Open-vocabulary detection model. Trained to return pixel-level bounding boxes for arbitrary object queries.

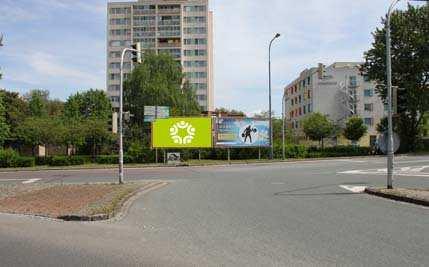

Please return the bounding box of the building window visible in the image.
[109,85,120,91]
[184,27,206,34]
[184,16,206,23]
[303,106,306,114]
[308,104,312,113]
[184,6,206,12]
[299,95,302,103]
[364,117,374,126]
[109,7,131,15]
[185,72,207,79]
[190,83,207,90]
[364,89,374,97]
[184,49,207,56]
[184,60,207,67]
[364,103,373,112]
[196,95,207,101]
[184,38,207,45]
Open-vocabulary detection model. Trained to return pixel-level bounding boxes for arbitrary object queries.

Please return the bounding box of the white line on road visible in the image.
[22,178,41,184]
[339,185,367,193]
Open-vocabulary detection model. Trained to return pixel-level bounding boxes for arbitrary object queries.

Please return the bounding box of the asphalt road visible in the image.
[0,155,428,266]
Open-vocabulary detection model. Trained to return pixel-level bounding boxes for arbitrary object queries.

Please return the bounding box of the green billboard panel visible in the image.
[152,118,212,148]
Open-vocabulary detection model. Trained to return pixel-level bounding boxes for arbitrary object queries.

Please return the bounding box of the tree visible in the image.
[64,89,112,120]
[0,92,10,146]
[301,113,334,148]
[26,90,49,117]
[215,107,245,117]
[343,116,368,144]
[0,90,29,140]
[124,52,200,144]
[82,118,115,158]
[362,4,429,151]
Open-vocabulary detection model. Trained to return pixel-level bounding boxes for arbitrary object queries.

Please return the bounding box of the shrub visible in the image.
[49,156,71,166]
[35,156,52,166]
[0,149,35,168]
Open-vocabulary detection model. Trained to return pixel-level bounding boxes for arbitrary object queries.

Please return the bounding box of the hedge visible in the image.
[0,149,35,168]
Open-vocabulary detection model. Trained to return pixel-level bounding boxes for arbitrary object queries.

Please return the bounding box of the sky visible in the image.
[0,0,419,116]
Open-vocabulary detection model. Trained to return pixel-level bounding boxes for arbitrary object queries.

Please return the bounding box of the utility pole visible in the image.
[119,43,142,184]
[268,33,281,160]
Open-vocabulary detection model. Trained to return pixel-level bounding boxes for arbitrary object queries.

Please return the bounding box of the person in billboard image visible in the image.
[241,124,258,144]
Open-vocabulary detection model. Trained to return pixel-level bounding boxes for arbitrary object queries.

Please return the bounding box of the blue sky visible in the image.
[0,0,418,116]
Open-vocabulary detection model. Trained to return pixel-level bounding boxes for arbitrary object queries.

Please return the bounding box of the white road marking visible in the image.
[339,185,366,193]
[22,178,41,184]
[271,182,285,185]
[338,165,429,177]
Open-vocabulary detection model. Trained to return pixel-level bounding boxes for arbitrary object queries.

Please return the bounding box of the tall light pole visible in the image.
[269,33,280,160]
[385,0,426,189]
[119,43,141,184]
[282,91,287,160]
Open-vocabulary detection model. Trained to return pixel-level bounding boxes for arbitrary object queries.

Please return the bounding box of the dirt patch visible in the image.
[365,187,429,207]
[0,182,154,219]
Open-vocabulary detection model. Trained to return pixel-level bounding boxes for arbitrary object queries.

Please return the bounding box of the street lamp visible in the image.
[269,33,281,160]
[0,33,4,46]
[118,43,142,184]
[385,0,426,189]
[282,91,287,160]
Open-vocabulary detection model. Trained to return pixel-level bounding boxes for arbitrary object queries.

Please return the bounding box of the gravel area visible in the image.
[0,182,147,219]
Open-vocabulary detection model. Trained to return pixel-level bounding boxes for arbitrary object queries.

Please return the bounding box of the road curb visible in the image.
[57,181,169,222]
[365,188,429,207]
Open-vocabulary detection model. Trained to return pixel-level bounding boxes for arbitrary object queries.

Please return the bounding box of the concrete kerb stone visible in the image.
[58,181,169,222]
[365,187,429,207]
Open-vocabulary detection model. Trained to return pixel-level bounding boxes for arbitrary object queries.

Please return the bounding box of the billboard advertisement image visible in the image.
[215,118,270,147]
[152,118,212,148]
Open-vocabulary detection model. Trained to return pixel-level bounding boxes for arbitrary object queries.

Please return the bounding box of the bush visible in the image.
[0,149,35,168]
[48,156,87,166]
[35,156,52,166]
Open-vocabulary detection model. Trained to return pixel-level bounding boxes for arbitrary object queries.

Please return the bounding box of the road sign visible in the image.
[144,106,170,122]
[378,132,400,154]
[152,117,212,148]
[215,118,270,147]
[167,153,181,165]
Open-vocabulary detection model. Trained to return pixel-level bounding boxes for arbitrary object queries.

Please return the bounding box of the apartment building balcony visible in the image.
[157,31,181,38]
[158,8,181,15]
[133,10,156,15]
[158,42,181,48]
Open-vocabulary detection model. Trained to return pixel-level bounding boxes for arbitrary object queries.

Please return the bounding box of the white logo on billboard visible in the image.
[170,121,196,145]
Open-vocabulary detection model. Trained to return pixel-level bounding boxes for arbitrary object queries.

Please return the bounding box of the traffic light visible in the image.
[131,42,142,64]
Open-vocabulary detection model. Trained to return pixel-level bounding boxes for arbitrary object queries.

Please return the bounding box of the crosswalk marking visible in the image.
[339,165,429,177]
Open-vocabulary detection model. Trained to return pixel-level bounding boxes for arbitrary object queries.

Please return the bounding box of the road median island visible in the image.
[0,181,167,221]
[365,187,429,207]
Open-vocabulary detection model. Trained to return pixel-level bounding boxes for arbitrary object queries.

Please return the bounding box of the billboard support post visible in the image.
[258,147,261,160]
[227,148,231,164]
[198,150,201,161]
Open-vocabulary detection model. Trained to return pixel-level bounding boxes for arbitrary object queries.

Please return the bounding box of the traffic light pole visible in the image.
[119,46,140,184]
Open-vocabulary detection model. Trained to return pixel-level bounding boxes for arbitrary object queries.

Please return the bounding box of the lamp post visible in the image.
[268,33,280,160]
[385,0,426,189]
[282,91,287,160]
[119,45,141,184]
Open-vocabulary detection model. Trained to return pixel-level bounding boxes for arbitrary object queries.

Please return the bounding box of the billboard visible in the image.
[215,118,270,147]
[152,118,212,148]
[144,106,170,122]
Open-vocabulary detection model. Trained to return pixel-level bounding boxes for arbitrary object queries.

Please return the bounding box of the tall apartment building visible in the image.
[107,0,214,111]
[283,62,386,146]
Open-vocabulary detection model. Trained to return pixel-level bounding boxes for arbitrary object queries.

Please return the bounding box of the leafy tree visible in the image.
[124,52,200,144]
[62,119,86,155]
[301,112,334,148]
[47,99,65,117]
[0,90,29,140]
[343,116,368,144]
[25,90,49,117]
[16,117,63,156]
[64,89,112,120]
[82,118,115,158]
[0,92,10,146]
[362,4,429,151]
[215,107,246,117]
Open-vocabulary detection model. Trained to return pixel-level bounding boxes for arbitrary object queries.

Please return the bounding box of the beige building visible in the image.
[283,62,386,146]
[107,0,214,111]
